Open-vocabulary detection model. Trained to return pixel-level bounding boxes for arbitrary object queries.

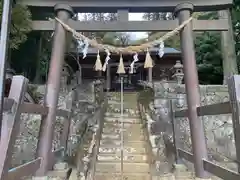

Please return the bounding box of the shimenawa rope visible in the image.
[50,17,193,73]
[53,17,193,54]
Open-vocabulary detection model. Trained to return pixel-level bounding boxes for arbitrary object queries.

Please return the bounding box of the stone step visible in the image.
[102,126,144,134]
[95,162,150,173]
[98,146,146,154]
[174,171,194,179]
[100,139,145,148]
[105,117,140,123]
[95,172,151,180]
[103,122,143,129]
[101,133,145,141]
[97,153,148,163]
[152,174,175,180]
[105,112,139,118]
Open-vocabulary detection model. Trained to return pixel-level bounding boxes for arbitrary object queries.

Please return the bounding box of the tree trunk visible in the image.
[218,9,238,84]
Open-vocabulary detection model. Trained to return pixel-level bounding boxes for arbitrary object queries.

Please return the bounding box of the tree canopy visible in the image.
[2,3,32,50]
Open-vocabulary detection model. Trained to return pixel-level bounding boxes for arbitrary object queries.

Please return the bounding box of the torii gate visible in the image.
[0,0,234,179]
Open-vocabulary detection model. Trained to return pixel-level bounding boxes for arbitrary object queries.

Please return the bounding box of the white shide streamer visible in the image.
[82,39,89,59]
[129,53,139,74]
[105,49,111,65]
[158,41,165,58]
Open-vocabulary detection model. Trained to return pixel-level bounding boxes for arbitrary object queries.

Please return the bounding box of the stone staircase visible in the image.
[92,92,222,180]
[94,92,151,180]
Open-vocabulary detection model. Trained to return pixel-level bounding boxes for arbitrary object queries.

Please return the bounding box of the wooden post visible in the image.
[218,10,238,84]
[0,76,28,180]
[148,68,152,83]
[36,4,74,176]
[227,75,240,172]
[106,65,111,91]
[174,3,209,178]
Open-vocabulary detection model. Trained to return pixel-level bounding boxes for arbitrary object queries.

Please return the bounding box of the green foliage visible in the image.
[143,12,225,84]
[0,3,32,49]
[195,32,223,84]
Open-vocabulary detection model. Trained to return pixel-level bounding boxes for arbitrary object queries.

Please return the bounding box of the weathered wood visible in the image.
[36,5,74,175]
[174,102,231,118]
[227,75,240,172]
[3,99,72,117]
[117,9,128,21]
[219,10,238,84]
[178,149,240,179]
[20,0,232,12]
[20,103,48,115]
[177,148,194,162]
[3,98,14,111]
[8,158,41,180]
[21,102,70,117]
[0,76,29,180]
[203,159,240,180]
[31,19,229,32]
[197,101,231,116]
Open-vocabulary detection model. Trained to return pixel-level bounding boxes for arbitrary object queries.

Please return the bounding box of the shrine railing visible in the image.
[0,75,106,180]
[171,75,240,180]
[137,76,240,180]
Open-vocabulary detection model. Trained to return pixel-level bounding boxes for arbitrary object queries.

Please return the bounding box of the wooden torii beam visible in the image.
[31,19,229,31]
[19,0,232,12]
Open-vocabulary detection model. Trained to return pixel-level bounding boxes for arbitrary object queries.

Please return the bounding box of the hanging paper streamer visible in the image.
[129,53,139,74]
[158,41,165,58]
[94,50,103,71]
[117,54,125,74]
[76,40,84,52]
[144,49,153,68]
[102,49,111,72]
[82,39,89,59]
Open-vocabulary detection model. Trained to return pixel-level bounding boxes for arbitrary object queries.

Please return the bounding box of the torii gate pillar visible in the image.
[36,4,74,176]
[174,3,209,179]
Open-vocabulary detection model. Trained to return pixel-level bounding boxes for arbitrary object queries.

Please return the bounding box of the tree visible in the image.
[142,12,180,49]
[195,32,223,84]
[4,3,32,50]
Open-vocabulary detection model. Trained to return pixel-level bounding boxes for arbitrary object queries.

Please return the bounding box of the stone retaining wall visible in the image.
[140,81,237,171]
[11,81,103,173]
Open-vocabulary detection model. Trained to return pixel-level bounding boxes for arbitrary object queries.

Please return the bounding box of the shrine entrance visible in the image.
[110,66,148,91]
[0,0,235,179]
[30,1,231,178]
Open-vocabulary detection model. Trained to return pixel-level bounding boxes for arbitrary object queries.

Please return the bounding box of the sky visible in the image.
[78,13,148,40]
[128,13,148,40]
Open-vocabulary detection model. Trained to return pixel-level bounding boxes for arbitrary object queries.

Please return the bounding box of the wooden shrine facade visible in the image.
[66,47,181,90]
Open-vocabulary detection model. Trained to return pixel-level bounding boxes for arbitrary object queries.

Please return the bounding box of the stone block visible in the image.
[32,177,49,180]
[53,162,68,170]
[152,174,175,180]
[32,176,62,180]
